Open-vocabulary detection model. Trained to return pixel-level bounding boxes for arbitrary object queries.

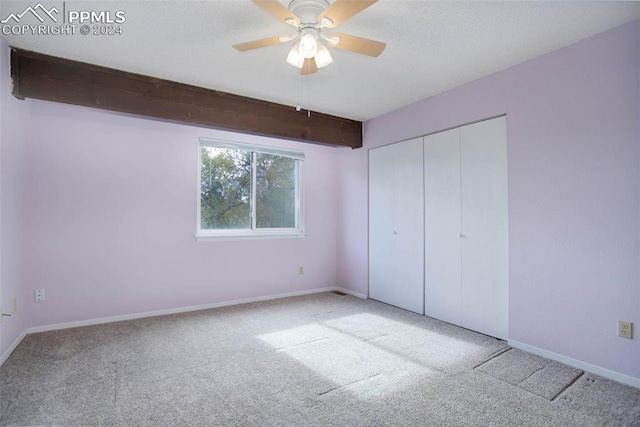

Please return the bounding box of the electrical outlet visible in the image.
[13,298,17,314]
[298,265,304,275]
[34,289,45,302]
[618,320,633,339]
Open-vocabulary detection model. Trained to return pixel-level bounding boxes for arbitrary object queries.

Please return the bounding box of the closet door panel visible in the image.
[423,129,462,325]
[369,138,424,314]
[369,143,397,307]
[392,138,425,314]
[460,117,509,340]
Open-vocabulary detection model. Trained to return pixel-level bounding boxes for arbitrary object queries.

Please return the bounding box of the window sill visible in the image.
[195,230,305,242]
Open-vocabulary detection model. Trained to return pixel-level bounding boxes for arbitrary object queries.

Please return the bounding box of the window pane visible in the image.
[256,153,296,229]
[200,147,251,229]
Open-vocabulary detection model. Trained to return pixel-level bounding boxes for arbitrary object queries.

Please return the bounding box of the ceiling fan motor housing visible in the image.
[288,0,330,25]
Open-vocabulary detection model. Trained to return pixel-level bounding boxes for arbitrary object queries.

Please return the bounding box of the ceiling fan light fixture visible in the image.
[286,45,302,68]
[286,44,303,68]
[314,44,333,68]
[299,33,318,59]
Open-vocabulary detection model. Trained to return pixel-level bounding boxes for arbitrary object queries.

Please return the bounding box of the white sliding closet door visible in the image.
[423,116,508,340]
[369,138,424,314]
[424,128,462,325]
[460,117,509,340]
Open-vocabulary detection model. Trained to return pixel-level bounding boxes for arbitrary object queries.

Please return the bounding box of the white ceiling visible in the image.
[2,1,640,121]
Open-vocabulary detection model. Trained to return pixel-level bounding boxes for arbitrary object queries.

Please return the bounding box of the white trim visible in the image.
[2,287,364,367]
[27,287,357,334]
[7,291,637,391]
[199,138,305,161]
[509,339,640,389]
[0,329,28,366]
[195,230,305,241]
[0,286,352,367]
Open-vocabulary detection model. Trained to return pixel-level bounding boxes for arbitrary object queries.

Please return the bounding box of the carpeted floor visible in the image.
[1,292,638,426]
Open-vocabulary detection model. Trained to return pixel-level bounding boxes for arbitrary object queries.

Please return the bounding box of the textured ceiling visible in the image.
[2,1,640,121]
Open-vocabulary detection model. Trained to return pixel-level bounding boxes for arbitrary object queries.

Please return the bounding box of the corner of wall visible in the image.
[0,37,30,359]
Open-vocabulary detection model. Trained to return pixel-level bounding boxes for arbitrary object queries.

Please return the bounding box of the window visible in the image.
[197,139,304,240]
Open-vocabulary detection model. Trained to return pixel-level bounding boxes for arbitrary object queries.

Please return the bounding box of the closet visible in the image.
[369,116,508,339]
[369,137,424,314]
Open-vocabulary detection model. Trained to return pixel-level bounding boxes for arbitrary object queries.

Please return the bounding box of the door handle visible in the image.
[458,233,466,238]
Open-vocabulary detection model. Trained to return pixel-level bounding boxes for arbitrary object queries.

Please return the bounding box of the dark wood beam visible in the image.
[10,48,362,148]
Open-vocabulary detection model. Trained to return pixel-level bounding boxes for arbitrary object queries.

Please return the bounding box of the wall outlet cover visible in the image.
[618,320,633,339]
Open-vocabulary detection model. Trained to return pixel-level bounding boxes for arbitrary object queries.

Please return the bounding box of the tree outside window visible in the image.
[198,140,303,239]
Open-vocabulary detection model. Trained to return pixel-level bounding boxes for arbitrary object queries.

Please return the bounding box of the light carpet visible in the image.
[475,348,584,400]
[1,292,638,426]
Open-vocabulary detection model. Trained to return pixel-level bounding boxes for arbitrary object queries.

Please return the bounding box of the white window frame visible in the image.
[196,138,305,241]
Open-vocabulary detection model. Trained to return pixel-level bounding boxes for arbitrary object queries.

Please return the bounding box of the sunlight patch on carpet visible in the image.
[258,323,436,399]
[323,313,501,372]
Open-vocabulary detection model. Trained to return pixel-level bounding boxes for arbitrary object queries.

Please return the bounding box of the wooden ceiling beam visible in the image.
[10,48,362,148]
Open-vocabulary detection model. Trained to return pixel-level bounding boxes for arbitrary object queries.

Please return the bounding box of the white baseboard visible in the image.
[28,287,362,334]
[0,329,28,367]
[3,291,637,390]
[3,287,364,367]
[509,339,639,389]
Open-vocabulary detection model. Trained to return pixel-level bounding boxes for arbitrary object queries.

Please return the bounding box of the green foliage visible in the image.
[200,147,251,229]
[200,147,297,230]
[256,153,296,228]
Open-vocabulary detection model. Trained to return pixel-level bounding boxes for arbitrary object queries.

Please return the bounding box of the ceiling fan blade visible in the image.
[253,0,300,27]
[328,33,386,57]
[301,57,318,75]
[318,0,377,28]
[233,36,288,52]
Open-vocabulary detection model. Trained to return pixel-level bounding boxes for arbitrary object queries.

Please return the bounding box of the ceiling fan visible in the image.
[233,0,386,75]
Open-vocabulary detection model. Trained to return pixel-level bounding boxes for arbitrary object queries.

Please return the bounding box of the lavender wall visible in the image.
[2,19,638,383]
[337,20,640,379]
[23,100,339,328]
[0,39,29,357]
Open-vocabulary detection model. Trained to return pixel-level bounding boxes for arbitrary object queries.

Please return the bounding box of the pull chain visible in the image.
[307,70,311,118]
[306,60,311,118]
[296,59,301,111]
